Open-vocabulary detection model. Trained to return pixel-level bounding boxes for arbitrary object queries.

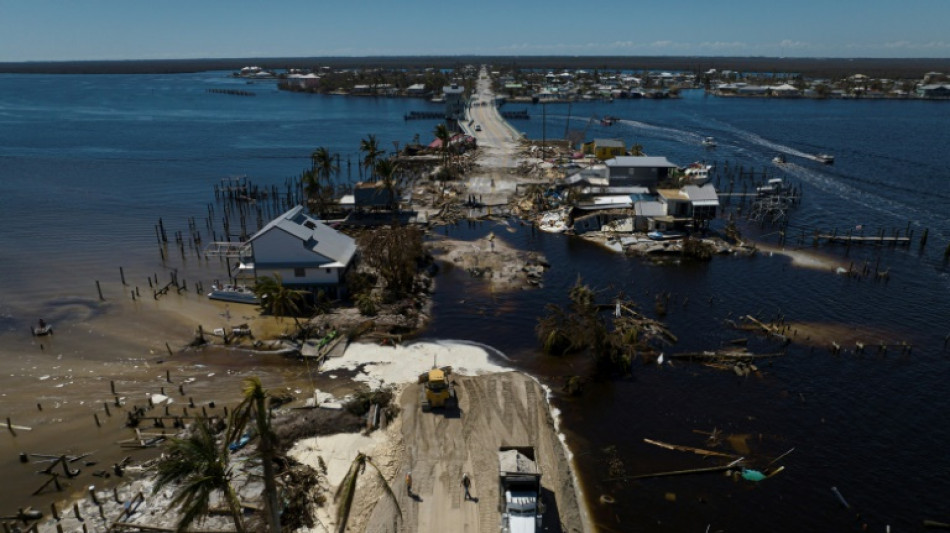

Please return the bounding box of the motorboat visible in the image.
[756,177,790,196]
[772,154,787,164]
[208,283,259,305]
[648,230,687,241]
[701,136,717,148]
[816,153,835,165]
[683,162,713,185]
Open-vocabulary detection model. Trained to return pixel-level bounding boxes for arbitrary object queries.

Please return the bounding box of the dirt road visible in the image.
[363,371,586,533]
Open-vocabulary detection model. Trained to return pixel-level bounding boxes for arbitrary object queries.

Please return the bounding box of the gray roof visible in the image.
[594,138,625,148]
[684,184,720,206]
[606,156,678,169]
[249,206,357,267]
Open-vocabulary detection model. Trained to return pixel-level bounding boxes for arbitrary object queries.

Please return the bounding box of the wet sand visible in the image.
[0,288,311,521]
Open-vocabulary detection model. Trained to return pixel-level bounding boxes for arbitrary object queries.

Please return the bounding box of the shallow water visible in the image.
[1,72,949,529]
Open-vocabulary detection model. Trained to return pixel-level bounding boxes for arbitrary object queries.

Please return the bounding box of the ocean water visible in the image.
[1,71,949,530]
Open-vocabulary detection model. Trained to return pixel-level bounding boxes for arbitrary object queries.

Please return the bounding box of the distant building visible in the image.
[406,83,429,97]
[917,84,950,98]
[605,156,678,188]
[443,83,466,123]
[656,184,720,227]
[353,181,399,210]
[239,206,357,298]
[585,139,626,161]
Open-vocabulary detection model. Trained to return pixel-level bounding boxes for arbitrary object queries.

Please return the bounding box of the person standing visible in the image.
[406,471,413,496]
[461,472,472,501]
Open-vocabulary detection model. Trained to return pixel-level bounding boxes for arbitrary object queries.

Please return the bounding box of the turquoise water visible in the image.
[2,71,950,530]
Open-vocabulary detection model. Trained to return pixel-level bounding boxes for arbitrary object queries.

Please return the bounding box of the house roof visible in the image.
[248,206,356,268]
[607,156,678,169]
[684,184,719,203]
[594,138,625,148]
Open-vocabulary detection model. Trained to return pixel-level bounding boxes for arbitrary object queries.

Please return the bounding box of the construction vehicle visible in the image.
[418,363,458,412]
[498,446,543,533]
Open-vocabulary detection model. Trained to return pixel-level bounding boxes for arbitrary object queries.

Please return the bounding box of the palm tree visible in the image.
[312,146,338,184]
[433,123,452,172]
[334,452,401,533]
[302,147,339,217]
[374,158,401,212]
[153,418,247,533]
[228,377,281,533]
[252,273,307,327]
[359,135,383,181]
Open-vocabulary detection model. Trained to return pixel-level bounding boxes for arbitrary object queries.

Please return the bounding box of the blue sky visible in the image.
[2,0,948,61]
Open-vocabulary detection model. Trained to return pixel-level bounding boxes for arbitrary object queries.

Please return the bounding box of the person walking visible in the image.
[461,472,472,501]
[406,471,413,496]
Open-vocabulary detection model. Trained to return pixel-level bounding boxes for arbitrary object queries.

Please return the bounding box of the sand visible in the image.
[288,340,590,533]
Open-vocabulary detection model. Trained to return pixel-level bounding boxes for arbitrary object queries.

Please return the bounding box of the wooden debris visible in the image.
[643,438,739,459]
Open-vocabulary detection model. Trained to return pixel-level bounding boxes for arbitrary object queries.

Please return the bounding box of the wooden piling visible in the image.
[96,281,104,301]
[88,486,100,505]
[94,413,101,427]
[166,370,171,383]
[120,267,126,286]
[104,402,111,416]
[50,503,59,521]
[72,503,83,521]
[110,381,116,395]
[6,417,16,437]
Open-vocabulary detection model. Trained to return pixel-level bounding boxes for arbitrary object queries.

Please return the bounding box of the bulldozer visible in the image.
[418,364,458,412]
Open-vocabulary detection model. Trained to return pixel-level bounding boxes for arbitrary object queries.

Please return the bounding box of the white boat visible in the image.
[772,154,787,164]
[701,136,717,148]
[537,208,569,233]
[816,153,835,165]
[648,230,687,241]
[683,162,713,185]
[756,177,789,196]
[208,283,259,305]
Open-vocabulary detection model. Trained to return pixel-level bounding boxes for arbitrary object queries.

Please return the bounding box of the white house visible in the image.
[239,206,357,297]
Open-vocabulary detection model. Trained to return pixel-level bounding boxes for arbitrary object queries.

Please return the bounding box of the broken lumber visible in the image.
[643,438,738,459]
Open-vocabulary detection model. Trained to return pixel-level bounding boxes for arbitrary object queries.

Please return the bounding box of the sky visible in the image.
[1,0,949,61]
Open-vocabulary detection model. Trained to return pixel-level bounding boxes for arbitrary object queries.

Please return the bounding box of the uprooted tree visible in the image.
[356,225,431,299]
[535,276,677,375]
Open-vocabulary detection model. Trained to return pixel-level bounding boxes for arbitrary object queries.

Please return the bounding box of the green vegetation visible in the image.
[536,277,676,375]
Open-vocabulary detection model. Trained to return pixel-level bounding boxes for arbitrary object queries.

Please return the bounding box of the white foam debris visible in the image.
[321,340,510,389]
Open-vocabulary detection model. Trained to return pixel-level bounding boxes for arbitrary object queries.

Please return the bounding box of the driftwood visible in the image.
[668,350,784,361]
[643,438,739,459]
[613,459,744,481]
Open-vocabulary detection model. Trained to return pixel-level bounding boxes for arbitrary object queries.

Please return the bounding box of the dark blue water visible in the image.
[2,72,949,530]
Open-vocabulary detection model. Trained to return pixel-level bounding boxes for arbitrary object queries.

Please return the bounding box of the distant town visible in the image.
[258,63,950,100]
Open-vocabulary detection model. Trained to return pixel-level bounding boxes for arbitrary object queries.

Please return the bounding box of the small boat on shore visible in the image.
[648,230,687,241]
[31,320,53,336]
[701,136,717,148]
[816,153,835,165]
[683,162,713,185]
[208,283,259,305]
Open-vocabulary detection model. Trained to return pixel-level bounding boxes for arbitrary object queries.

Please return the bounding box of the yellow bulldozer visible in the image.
[418,365,458,412]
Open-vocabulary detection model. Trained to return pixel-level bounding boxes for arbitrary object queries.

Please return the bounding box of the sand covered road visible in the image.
[289,341,588,533]
[362,372,586,533]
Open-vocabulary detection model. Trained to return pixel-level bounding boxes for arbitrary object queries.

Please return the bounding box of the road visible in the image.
[362,372,586,533]
[461,67,525,205]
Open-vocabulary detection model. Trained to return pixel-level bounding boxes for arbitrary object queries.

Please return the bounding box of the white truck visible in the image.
[499,446,543,533]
